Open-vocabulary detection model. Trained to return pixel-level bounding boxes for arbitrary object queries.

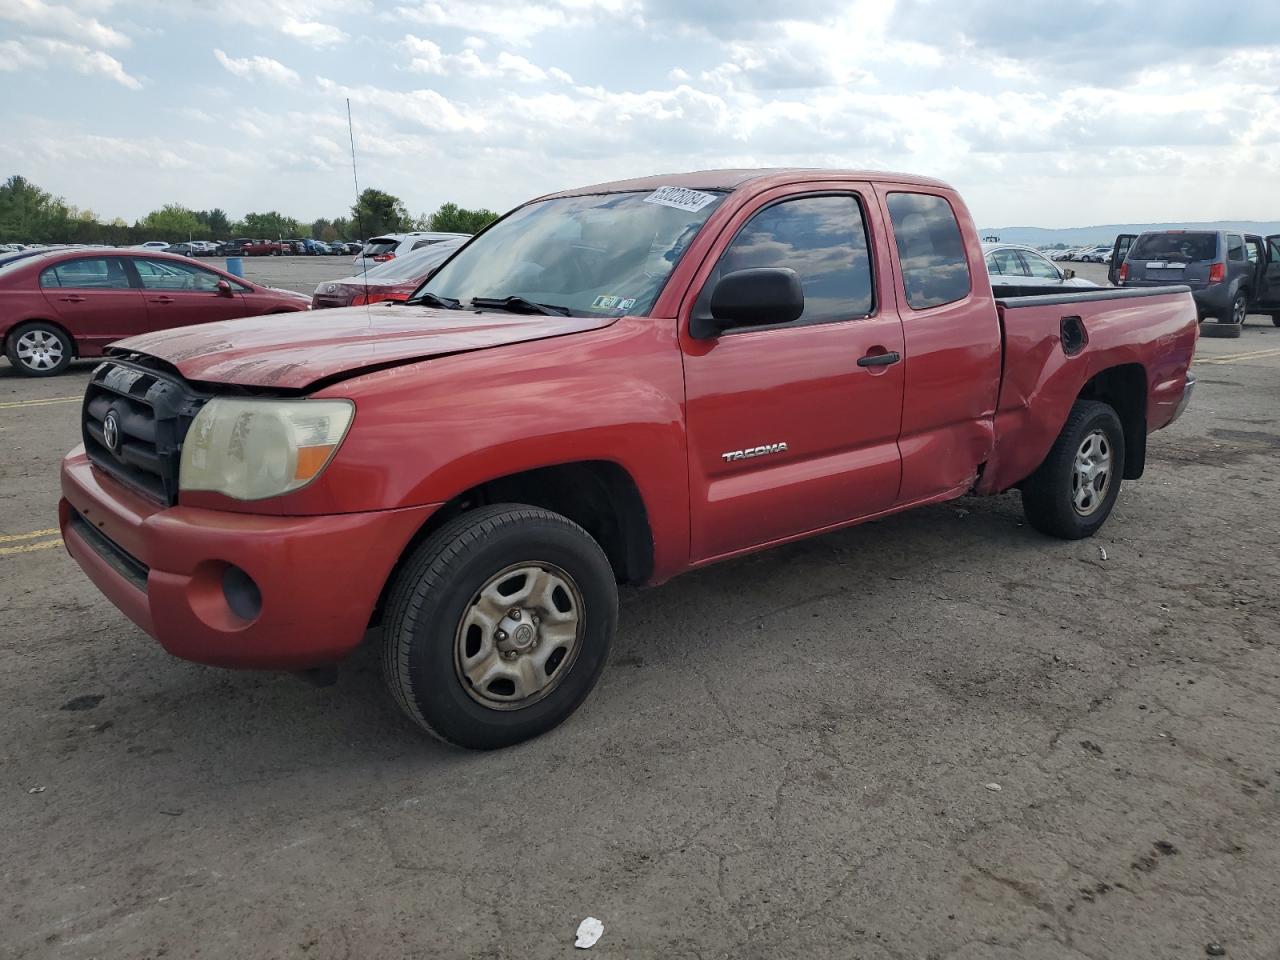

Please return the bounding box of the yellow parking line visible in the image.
[0,528,60,543]
[0,396,81,410]
[0,538,62,557]
[1196,347,1280,366]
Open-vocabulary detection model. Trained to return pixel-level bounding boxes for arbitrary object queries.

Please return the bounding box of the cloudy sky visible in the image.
[2,0,1278,228]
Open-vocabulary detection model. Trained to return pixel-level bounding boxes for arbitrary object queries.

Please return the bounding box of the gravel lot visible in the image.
[2,260,1279,960]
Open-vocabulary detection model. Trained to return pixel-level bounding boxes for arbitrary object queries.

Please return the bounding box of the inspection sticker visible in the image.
[643,186,718,213]
[592,295,621,309]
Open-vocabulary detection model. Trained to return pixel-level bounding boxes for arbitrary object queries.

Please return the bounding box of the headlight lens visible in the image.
[179,398,355,500]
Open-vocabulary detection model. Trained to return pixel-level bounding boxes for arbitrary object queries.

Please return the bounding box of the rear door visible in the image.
[1108,234,1136,285]
[131,257,247,330]
[680,186,906,562]
[37,255,149,352]
[1260,236,1280,308]
[1020,249,1068,286]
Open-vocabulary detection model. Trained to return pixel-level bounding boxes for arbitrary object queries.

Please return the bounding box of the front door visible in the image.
[131,257,247,330]
[37,255,149,354]
[1256,236,1280,309]
[680,188,906,562]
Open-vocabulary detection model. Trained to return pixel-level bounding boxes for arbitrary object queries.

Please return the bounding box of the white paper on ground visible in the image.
[574,917,604,949]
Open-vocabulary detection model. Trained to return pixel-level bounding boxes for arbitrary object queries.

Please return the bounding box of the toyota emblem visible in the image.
[102,411,120,452]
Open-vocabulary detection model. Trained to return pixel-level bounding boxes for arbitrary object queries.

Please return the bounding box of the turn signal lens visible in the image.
[1118,263,1129,283]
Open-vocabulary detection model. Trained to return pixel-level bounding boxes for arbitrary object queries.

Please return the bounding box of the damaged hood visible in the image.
[113,304,618,390]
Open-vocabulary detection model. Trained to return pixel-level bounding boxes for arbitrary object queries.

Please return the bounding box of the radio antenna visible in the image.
[347,98,370,305]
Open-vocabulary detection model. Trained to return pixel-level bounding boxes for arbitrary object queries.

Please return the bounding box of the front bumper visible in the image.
[60,449,439,670]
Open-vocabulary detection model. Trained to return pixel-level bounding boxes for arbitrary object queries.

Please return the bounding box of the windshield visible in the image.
[1130,232,1217,262]
[363,238,398,256]
[418,189,726,316]
[361,240,465,281]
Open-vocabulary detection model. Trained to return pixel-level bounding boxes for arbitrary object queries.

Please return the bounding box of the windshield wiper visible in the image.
[471,295,569,317]
[404,291,462,309]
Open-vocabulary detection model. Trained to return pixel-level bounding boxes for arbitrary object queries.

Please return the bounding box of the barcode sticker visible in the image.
[643,186,718,213]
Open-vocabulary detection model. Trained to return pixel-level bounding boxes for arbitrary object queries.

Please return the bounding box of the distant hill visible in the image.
[978,221,1280,248]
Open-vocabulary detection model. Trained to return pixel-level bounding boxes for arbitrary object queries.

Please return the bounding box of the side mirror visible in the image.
[1063,268,1075,280]
[702,267,804,336]
[216,278,234,297]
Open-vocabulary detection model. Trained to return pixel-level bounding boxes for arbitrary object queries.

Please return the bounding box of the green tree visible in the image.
[350,188,409,238]
[0,175,67,242]
[137,204,208,242]
[236,211,300,239]
[195,208,231,237]
[425,202,499,235]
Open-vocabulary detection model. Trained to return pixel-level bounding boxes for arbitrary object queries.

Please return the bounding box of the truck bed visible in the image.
[977,284,1198,495]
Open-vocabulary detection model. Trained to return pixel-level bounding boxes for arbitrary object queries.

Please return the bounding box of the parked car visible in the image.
[343,241,363,255]
[354,231,470,268]
[57,168,1197,749]
[133,241,170,252]
[312,237,467,308]
[220,238,255,256]
[242,239,285,257]
[0,249,310,376]
[166,242,199,257]
[1111,229,1280,337]
[982,242,1097,293]
[1078,245,1112,263]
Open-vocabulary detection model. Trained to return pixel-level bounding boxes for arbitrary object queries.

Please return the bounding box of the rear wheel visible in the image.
[381,504,618,749]
[1224,290,1248,327]
[6,322,73,377]
[1021,400,1125,540]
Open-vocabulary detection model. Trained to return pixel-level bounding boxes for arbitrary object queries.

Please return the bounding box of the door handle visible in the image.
[58,296,86,303]
[149,296,176,304]
[857,350,901,368]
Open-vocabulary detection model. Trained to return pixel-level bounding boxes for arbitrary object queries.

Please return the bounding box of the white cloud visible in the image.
[393,0,637,45]
[0,0,131,49]
[1,36,142,88]
[213,49,301,86]
[402,34,571,82]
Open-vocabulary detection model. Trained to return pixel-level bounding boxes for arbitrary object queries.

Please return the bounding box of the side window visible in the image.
[1245,240,1261,265]
[1270,238,1280,262]
[709,195,874,325]
[1023,252,1061,279]
[1227,235,1245,262]
[134,258,224,292]
[986,249,1026,277]
[38,258,132,290]
[886,192,972,309]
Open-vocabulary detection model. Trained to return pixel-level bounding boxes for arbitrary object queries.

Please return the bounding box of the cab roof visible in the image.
[540,168,953,200]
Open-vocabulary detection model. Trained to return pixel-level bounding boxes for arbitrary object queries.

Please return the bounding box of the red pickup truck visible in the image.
[60,169,1197,749]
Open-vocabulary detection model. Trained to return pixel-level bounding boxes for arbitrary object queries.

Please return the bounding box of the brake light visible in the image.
[1208,263,1225,283]
[1118,263,1129,283]
[372,253,395,262]
[351,291,409,306]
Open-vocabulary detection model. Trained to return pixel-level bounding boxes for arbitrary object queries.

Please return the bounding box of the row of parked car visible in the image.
[1050,245,1115,263]
[0,232,472,376]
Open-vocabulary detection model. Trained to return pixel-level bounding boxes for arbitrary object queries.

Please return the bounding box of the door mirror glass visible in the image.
[1063,268,1075,280]
[708,268,804,332]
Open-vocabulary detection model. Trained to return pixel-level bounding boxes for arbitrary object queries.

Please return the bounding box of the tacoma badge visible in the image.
[721,442,788,463]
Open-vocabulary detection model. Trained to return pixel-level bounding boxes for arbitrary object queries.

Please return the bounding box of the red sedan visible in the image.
[1,249,310,376]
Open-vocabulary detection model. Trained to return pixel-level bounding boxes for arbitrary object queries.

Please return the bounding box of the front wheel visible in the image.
[381,504,618,749]
[1021,400,1125,540]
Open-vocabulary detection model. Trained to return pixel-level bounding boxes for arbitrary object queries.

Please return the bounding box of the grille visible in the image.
[82,359,207,505]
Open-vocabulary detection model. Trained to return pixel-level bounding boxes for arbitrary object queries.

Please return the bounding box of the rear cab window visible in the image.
[885,193,971,309]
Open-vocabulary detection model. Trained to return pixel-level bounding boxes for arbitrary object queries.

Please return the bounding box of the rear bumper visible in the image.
[1191,285,1230,318]
[60,449,439,670]
[1168,374,1195,426]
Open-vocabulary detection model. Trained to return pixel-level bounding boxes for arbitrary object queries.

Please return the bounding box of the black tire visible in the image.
[1220,290,1247,326]
[381,504,618,749]
[6,321,74,377]
[1271,315,1280,328]
[1200,320,1243,339]
[1021,400,1125,540]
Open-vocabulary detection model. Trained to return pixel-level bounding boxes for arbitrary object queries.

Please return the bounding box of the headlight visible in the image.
[179,398,355,500]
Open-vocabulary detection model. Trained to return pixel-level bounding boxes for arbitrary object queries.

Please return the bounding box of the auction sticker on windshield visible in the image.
[644,186,719,213]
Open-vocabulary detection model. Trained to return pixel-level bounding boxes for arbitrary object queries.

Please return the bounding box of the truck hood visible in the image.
[113,305,618,390]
